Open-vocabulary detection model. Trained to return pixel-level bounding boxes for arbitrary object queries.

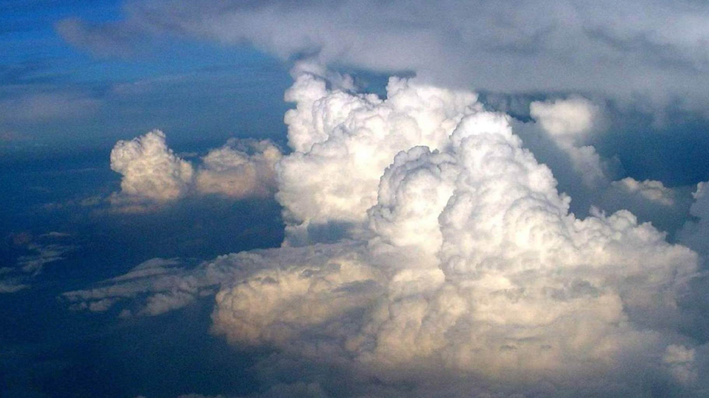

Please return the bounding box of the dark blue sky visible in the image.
[0,0,293,152]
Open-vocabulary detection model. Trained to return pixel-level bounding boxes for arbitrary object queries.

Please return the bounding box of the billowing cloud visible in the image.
[209,73,704,395]
[529,97,606,187]
[109,130,281,211]
[277,71,481,244]
[110,130,194,205]
[195,139,282,199]
[56,0,709,113]
[68,70,709,396]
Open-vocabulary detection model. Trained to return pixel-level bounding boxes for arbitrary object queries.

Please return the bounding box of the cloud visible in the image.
[195,139,282,199]
[56,0,709,112]
[276,71,481,244]
[0,280,30,294]
[0,232,75,293]
[678,181,709,261]
[611,177,675,206]
[64,257,210,316]
[529,97,606,187]
[17,243,75,274]
[63,70,709,396]
[0,91,100,123]
[109,130,282,212]
[110,130,194,206]
[55,17,145,58]
[205,73,705,396]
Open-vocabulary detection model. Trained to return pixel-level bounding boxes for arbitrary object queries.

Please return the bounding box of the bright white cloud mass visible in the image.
[69,69,709,397]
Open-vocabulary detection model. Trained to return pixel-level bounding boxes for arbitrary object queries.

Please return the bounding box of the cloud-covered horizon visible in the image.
[66,68,709,397]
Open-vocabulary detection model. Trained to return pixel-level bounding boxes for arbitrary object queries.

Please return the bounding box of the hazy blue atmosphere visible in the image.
[3,1,709,397]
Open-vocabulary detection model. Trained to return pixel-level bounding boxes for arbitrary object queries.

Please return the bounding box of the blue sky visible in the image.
[3,1,709,397]
[0,0,292,152]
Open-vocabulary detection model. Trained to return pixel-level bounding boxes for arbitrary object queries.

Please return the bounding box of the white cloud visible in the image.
[67,70,709,396]
[110,130,194,204]
[530,97,598,138]
[678,182,709,260]
[530,97,606,187]
[611,177,675,206]
[277,72,481,244]
[206,75,703,395]
[195,139,281,199]
[109,130,281,211]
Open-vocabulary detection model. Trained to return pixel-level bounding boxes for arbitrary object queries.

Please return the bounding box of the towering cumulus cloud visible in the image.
[277,71,481,244]
[209,71,704,396]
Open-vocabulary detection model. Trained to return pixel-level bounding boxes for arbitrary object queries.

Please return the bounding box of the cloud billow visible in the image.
[208,72,706,396]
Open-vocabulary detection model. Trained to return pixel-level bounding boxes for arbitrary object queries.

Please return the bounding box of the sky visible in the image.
[3,1,709,397]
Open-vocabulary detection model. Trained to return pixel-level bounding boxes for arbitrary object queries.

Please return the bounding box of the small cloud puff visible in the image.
[195,139,281,199]
[110,130,194,203]
[611,177,674,206]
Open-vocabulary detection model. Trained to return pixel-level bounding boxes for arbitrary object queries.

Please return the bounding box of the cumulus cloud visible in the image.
[110,130,194,205]
[529,97,606,187]
[68,69,709,396]
[611,177,675,206]
[109,130,281,211]
[195,139,281,199]
[205,73,705,396]
[277,71,481,244]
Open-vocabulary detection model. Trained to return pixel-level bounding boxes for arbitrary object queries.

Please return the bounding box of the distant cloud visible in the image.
[679,182,709,261]
[55,17,145,58]
[0,91,100,123]
[1,232,75,293]
[109,130,282,212]
[611,177,675,206]
[195,139,282,199]
[110,130,194,205]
